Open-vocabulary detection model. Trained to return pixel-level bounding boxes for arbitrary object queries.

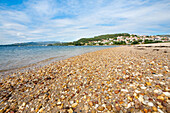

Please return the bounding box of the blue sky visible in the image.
[0,0,170,44]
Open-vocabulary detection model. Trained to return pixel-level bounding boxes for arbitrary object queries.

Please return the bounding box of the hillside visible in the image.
[157,35,170,37]
[76,33,130,43]
[6,41,59,46]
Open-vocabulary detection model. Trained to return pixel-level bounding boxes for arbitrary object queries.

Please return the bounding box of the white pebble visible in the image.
[153,74,163,77]
[158,109,164,113]
[154,90,159,93]
[160,82,165,85]
[121,89,128,92]
[126,103,131,108]
[130,84,135,87]
[69,101,74,104]
[135,90,141,93]
[141,86,146,89]
[163,92,170,97]
[148,102,154,106]
[95,104,99,108]
[57,101,61,105]
[138,95,144,103]
[31,108,34,111]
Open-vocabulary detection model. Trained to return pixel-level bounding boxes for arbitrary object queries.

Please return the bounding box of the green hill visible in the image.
[76,33,130,44]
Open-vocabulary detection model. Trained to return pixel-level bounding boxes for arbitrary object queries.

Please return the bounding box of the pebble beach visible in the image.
[0,45,169,113]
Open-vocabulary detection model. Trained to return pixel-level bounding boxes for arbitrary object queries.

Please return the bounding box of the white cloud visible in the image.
[25,0,58,18]
[0,10,30,23]
[2,23,27,30]
[0,0,170,44]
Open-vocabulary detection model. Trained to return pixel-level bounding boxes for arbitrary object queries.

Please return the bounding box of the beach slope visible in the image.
[0,45,169,112]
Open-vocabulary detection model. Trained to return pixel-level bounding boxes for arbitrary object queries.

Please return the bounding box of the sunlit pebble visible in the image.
[148,102,154,106]
[69,100,74,104]
[97,105,105,111]
[121,89,128,92]
[141,86,146,89]
[138,95,144,103]
[95,104,99,108]
[163,92,170,97]
[31,108,34,112]
[84,105,88,111]
[71,103,78,108]
[135,90,140,93]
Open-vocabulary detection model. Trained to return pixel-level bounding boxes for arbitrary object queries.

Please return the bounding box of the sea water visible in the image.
[0,46,116,72]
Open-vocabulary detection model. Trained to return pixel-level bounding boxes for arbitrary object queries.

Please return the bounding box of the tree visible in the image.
[132,41,139,44]
[99,43,104,45]
[138,39,143,42]
[47,44,53,46]
[114,37,117,40]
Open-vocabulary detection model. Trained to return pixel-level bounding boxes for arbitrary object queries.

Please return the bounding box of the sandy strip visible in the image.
[0,46,169,113]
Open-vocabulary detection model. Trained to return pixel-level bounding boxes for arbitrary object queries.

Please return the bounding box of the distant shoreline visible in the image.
[1,33,169,46]
[1,41,169,47]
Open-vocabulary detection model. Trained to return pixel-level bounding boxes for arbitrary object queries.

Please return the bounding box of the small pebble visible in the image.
[148,102,154,106]
[106,104,113,111]
[72,103,78,108]
[97,106,105,111]
[152,106,157,112]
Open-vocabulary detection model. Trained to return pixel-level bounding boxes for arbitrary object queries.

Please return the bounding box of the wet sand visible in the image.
[0,46,169,113]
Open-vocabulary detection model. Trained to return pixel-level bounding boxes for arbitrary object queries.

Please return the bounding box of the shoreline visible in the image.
[0,45,169,112]
[0,55,66,77]
[0,46,117,77]
[0,46,118,78]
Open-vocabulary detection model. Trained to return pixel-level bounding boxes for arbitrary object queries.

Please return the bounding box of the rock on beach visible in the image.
[0,46,169,112]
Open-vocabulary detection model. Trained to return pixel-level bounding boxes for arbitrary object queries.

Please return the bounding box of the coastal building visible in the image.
[85,34,169,45]
[102,40,109,43]
[109,42,113,45]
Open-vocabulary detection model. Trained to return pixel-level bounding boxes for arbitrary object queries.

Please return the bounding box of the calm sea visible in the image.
[0,46,116,73]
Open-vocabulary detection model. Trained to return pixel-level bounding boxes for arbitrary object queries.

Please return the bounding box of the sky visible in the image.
[0,0,170,44]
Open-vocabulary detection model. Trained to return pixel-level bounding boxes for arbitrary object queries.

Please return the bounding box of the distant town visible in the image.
[84,35,169,46]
